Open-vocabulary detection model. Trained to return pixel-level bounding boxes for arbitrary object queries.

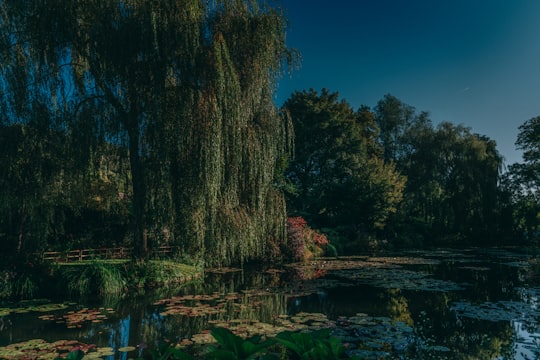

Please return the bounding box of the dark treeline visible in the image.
[1,0,539,269]
[283,90,521,253]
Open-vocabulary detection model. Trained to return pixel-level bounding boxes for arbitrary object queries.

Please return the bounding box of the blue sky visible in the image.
[275,0,540,166]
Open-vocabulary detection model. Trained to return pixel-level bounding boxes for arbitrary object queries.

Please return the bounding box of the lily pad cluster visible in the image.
[38,307,114,328]
[334,313,414,358]
[0,339,99,360]
[284,257,467,293]
[155,293,243,318]
[185,311,429,359]
[517,287,540,306]
[333,268,467,292]
[0,339,138,360]
[366,257,441,266]
[0,302,69,318]
[450,300,537,322]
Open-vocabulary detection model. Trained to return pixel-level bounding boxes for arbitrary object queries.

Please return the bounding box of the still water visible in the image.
[0,248,539,359]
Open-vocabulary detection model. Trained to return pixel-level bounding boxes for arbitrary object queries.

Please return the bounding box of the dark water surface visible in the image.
[1,248,539,359]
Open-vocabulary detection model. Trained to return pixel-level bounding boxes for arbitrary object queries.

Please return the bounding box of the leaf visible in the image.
[205,349,238,360]
[118,346,136,352]
[64,350,85,360]
[240,338,274,357]
[167,348,196,360]
[274,332,303,355]
[211,327,242,354]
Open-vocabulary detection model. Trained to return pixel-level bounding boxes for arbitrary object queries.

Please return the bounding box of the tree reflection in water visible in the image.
[0,250,539,359]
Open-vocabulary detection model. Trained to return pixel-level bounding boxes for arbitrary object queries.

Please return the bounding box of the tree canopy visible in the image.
[283,89,405,250]
[0,0,295,265]
[0,0,537,264]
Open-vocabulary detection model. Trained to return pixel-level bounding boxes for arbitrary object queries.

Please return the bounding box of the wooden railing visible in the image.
[41,246,176,262]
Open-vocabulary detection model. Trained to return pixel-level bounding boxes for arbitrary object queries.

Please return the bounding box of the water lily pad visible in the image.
[0,302,69,318]
[156,290,275,319]
[191,332,215,344]
[333,267,467,292]
[83,353,104,359]
[39,307,114,327]
[117,346,136,352]
[450,300,536,322]
[0,339,100,360]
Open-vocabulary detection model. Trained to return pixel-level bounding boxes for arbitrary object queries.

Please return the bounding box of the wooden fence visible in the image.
[41,246,176,262]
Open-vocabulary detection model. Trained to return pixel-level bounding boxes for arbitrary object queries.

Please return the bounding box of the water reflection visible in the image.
[0,250,539,359]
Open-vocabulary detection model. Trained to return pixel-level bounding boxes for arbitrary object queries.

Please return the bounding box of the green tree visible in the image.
[499,164,540,244]
[0,125,66,256]
[0,0,295,265]
[516,116,540,166]
[374,94,416,163]
[284,89,405,246]
[398,122,503,245]
[498,115,540,244]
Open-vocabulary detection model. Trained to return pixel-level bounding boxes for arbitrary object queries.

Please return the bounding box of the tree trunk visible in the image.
[127,122,148,260]
[17,202,26,255]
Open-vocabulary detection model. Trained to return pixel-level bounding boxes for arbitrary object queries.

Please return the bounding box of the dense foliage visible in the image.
[0,0,539,270]
[499,116,540,245]
[0,0,295,266]
[283,90,518,251]
[283,90,405,252]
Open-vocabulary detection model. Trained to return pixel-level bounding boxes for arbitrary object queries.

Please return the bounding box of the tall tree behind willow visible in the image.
[0,0,295,264]
[283,89,405,245]
[374,94,417,163]
[499,115,540,244]
[398,122,503,246]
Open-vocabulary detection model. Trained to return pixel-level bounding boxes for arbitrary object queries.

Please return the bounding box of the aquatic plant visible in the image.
[332,267,467,292]
[204,327,275,359]
[0,300,68,318]
[53,326,366,359]
[60,349,85,360]
[0,260,53,300]
[53,260,201,299]
[147,341,195,360]
[39,307,115,328]
[130,260,202,288]
[527,258,540,282]
[450,299,537,322]
[59,261,127,298]
[0,339,98,359]
[274,328,358,360]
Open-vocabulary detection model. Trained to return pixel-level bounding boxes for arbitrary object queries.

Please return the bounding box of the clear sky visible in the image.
[275,0,540,166]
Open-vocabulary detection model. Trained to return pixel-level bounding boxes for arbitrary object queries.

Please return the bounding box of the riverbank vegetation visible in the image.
[1,0,540,303]
[0,259,201,301]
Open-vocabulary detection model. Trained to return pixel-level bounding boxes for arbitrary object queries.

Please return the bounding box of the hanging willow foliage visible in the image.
[165,0,296,265]
[0,0,295,265]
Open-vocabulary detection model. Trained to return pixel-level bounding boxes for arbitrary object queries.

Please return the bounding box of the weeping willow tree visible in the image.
[0,0,295,264]
[167,1,295,265]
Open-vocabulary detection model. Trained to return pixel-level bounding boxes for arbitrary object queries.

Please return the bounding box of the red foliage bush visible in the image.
[286,217,329,261]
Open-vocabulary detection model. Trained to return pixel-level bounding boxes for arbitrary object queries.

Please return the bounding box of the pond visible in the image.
[0,248,539,359]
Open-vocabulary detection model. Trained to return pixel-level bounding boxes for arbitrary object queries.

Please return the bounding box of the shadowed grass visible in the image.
[59,261,127,298]
[54,259,202,299]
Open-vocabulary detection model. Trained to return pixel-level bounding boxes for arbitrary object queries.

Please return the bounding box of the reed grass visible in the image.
[56,259,201,298]
[60,261,127,298]
[0,269,42,300]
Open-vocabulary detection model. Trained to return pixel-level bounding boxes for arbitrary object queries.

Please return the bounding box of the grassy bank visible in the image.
[0,260,203,301]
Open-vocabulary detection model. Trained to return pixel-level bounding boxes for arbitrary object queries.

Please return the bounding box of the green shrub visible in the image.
[286,217,330,262]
